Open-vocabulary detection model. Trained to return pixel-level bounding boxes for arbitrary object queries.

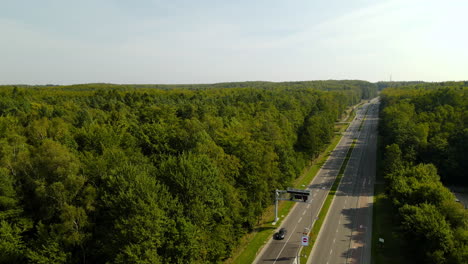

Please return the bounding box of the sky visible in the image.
[1,0,467,85]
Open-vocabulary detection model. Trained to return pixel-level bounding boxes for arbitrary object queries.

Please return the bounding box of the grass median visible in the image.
[299,139,356,263]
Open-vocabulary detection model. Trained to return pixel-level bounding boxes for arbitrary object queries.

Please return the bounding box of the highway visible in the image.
[308,98,379,264]
[254,99,378,264]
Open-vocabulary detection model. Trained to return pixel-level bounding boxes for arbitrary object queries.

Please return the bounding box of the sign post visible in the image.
[301,236,309,246]
[273,188,311,224]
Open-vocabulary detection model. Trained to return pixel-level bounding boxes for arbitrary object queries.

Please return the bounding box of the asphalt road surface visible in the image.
[308,98,379,264]
[254,99,378,264]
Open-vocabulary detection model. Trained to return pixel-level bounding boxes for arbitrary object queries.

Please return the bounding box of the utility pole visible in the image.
[274,190,280,223]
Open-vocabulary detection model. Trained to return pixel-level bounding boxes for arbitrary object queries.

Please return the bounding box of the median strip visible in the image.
[299,139,357,263]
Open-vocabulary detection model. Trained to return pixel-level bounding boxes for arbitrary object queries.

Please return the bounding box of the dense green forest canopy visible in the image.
[0,81,376,263]
[376,81,425,90]
[379,82,468,264]
[380,83,467,185]
[376,80,468,91]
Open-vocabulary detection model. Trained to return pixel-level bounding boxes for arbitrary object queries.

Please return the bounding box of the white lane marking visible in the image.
[307,204,311,209]
[302,210,306,216]
[330,249,333,255]
[298,217,302,223]
[272,222,299,264]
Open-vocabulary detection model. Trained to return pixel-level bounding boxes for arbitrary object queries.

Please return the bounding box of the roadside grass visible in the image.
[346,107,357,122]
[227,109,355,264]
[371,137,411,264]
[299,139,356,263]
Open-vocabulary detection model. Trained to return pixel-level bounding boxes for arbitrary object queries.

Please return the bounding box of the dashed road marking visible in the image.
[272,221,299,264]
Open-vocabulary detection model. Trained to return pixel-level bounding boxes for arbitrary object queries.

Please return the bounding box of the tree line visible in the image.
[379,83,468,264]
[0,81,376,263]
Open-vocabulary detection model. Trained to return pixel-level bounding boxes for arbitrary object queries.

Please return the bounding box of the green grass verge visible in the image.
[228,109,354,264]
[228,199,296,263]
[346,110,356,123]
[300,139,356,263]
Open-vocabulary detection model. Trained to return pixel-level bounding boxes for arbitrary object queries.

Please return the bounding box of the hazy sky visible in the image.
[1,0,467,84]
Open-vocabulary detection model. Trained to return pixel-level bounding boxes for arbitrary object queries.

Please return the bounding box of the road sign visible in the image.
[301,236,309,246]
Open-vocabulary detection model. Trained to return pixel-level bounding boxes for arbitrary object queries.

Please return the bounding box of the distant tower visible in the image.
[390,74,392,82]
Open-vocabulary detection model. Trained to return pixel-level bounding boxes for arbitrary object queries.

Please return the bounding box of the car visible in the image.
[275,228,287,240]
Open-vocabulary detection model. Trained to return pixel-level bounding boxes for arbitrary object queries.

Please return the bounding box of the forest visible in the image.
[379,82,468,264]
[0,81,376,263]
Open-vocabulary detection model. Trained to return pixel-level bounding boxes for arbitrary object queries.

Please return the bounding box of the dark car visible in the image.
[275,228,287,240]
